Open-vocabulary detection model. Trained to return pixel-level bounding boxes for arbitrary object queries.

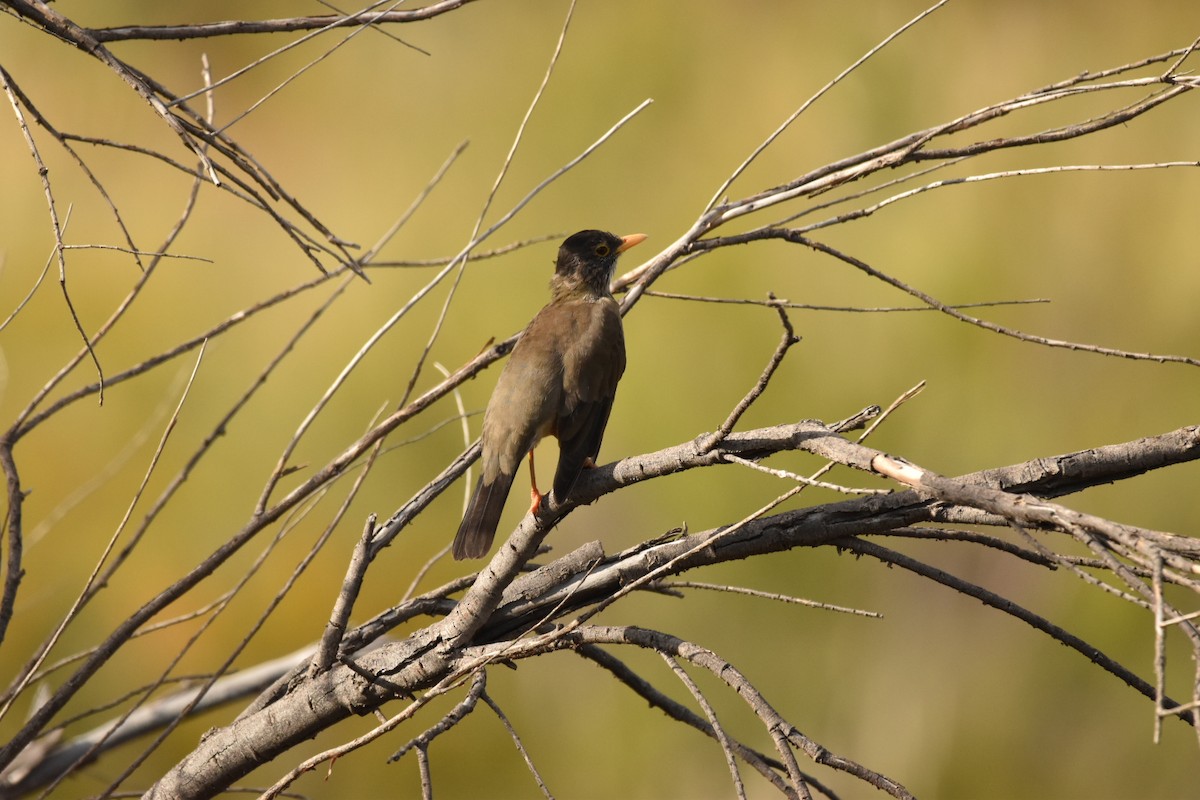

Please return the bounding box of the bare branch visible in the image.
[4,6,1199,796]
[7,417,1189,798]
[642,288,1051,314]
[0,341,207,730]
[840,535,1195,727]
[668,581,882,619]
[0,66,105,400]
[87,1,478,43]
[311,516,376,677]
[704,0,950,212]
[479,692,554,799]
[576,645,804,797]
[699,296,800,452]
[2,1,219,180]
[387,671,486,763]
[696,230,1200,368]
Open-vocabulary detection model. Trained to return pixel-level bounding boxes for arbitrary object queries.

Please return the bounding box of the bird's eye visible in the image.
[595,244,610,257]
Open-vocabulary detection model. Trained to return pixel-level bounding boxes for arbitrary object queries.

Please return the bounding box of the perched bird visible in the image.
[452,230,646,560]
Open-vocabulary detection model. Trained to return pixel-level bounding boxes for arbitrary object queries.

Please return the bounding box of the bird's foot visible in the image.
[528,486,544,516]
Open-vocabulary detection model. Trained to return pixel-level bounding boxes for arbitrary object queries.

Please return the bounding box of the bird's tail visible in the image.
[452,471,515,560]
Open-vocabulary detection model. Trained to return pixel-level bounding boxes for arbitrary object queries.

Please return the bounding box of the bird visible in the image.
[452,229,646,560]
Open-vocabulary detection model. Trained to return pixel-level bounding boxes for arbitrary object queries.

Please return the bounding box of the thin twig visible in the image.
[575,645,800,797]
[212,1,410,137]
[708,230,1200,368]
[9,267,346,442]
[311,515,377,676]
[480,692,554,799]
[397,0,580,408]
[0,65,105,401]
[0,278,355,767]
[699,296,799,452]
[798,161,1200,235]
[660,654,747,799]
[400,364,470,603]
[359,140,470,266]
[5,1,220,181]
[642,289,1050,313]
[98,423,389,797]
[366,232,562,268]
[722,454,887,496]
[89,1,477,43]
[855,380,925,443]
[253,137,469,511]
[388,671,487,762]
[0,341,208,728]
[0,206,70,336]
[703,0,950,211]
[841,536,1194,726]
[668,581,881,618]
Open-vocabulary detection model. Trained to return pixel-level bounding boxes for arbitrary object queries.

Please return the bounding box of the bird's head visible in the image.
[553,230,646,299]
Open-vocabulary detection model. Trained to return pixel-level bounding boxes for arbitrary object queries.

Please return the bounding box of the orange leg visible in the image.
[526,448,544,515]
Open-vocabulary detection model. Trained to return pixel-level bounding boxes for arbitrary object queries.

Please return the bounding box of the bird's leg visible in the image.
[526,449,544,515]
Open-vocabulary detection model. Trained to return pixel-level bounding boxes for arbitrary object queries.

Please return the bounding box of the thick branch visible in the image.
[132,423,1199,799]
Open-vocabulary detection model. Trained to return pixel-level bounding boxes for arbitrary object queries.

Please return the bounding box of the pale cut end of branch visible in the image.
[870,453,927,487]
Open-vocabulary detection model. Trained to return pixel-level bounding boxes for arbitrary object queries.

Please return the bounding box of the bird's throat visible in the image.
[550,272,611,303]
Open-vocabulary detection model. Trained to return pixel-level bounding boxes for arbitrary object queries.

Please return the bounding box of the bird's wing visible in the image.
[553,298,626,500]
[455,303,565,560]
[480,306,565,480]
[553,394,616,501]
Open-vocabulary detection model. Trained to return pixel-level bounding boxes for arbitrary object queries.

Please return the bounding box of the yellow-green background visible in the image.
[2,1,1198,797]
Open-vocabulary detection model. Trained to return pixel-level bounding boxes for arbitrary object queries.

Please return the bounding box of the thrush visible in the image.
[452,229,646,560]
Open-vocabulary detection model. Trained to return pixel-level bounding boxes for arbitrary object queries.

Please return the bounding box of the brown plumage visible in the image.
[452,230,645,560]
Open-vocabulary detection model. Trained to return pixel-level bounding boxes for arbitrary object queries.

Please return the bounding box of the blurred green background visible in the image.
[2,1,1199,797]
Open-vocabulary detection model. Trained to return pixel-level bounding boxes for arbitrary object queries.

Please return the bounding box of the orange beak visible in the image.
[616,233,647,254]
